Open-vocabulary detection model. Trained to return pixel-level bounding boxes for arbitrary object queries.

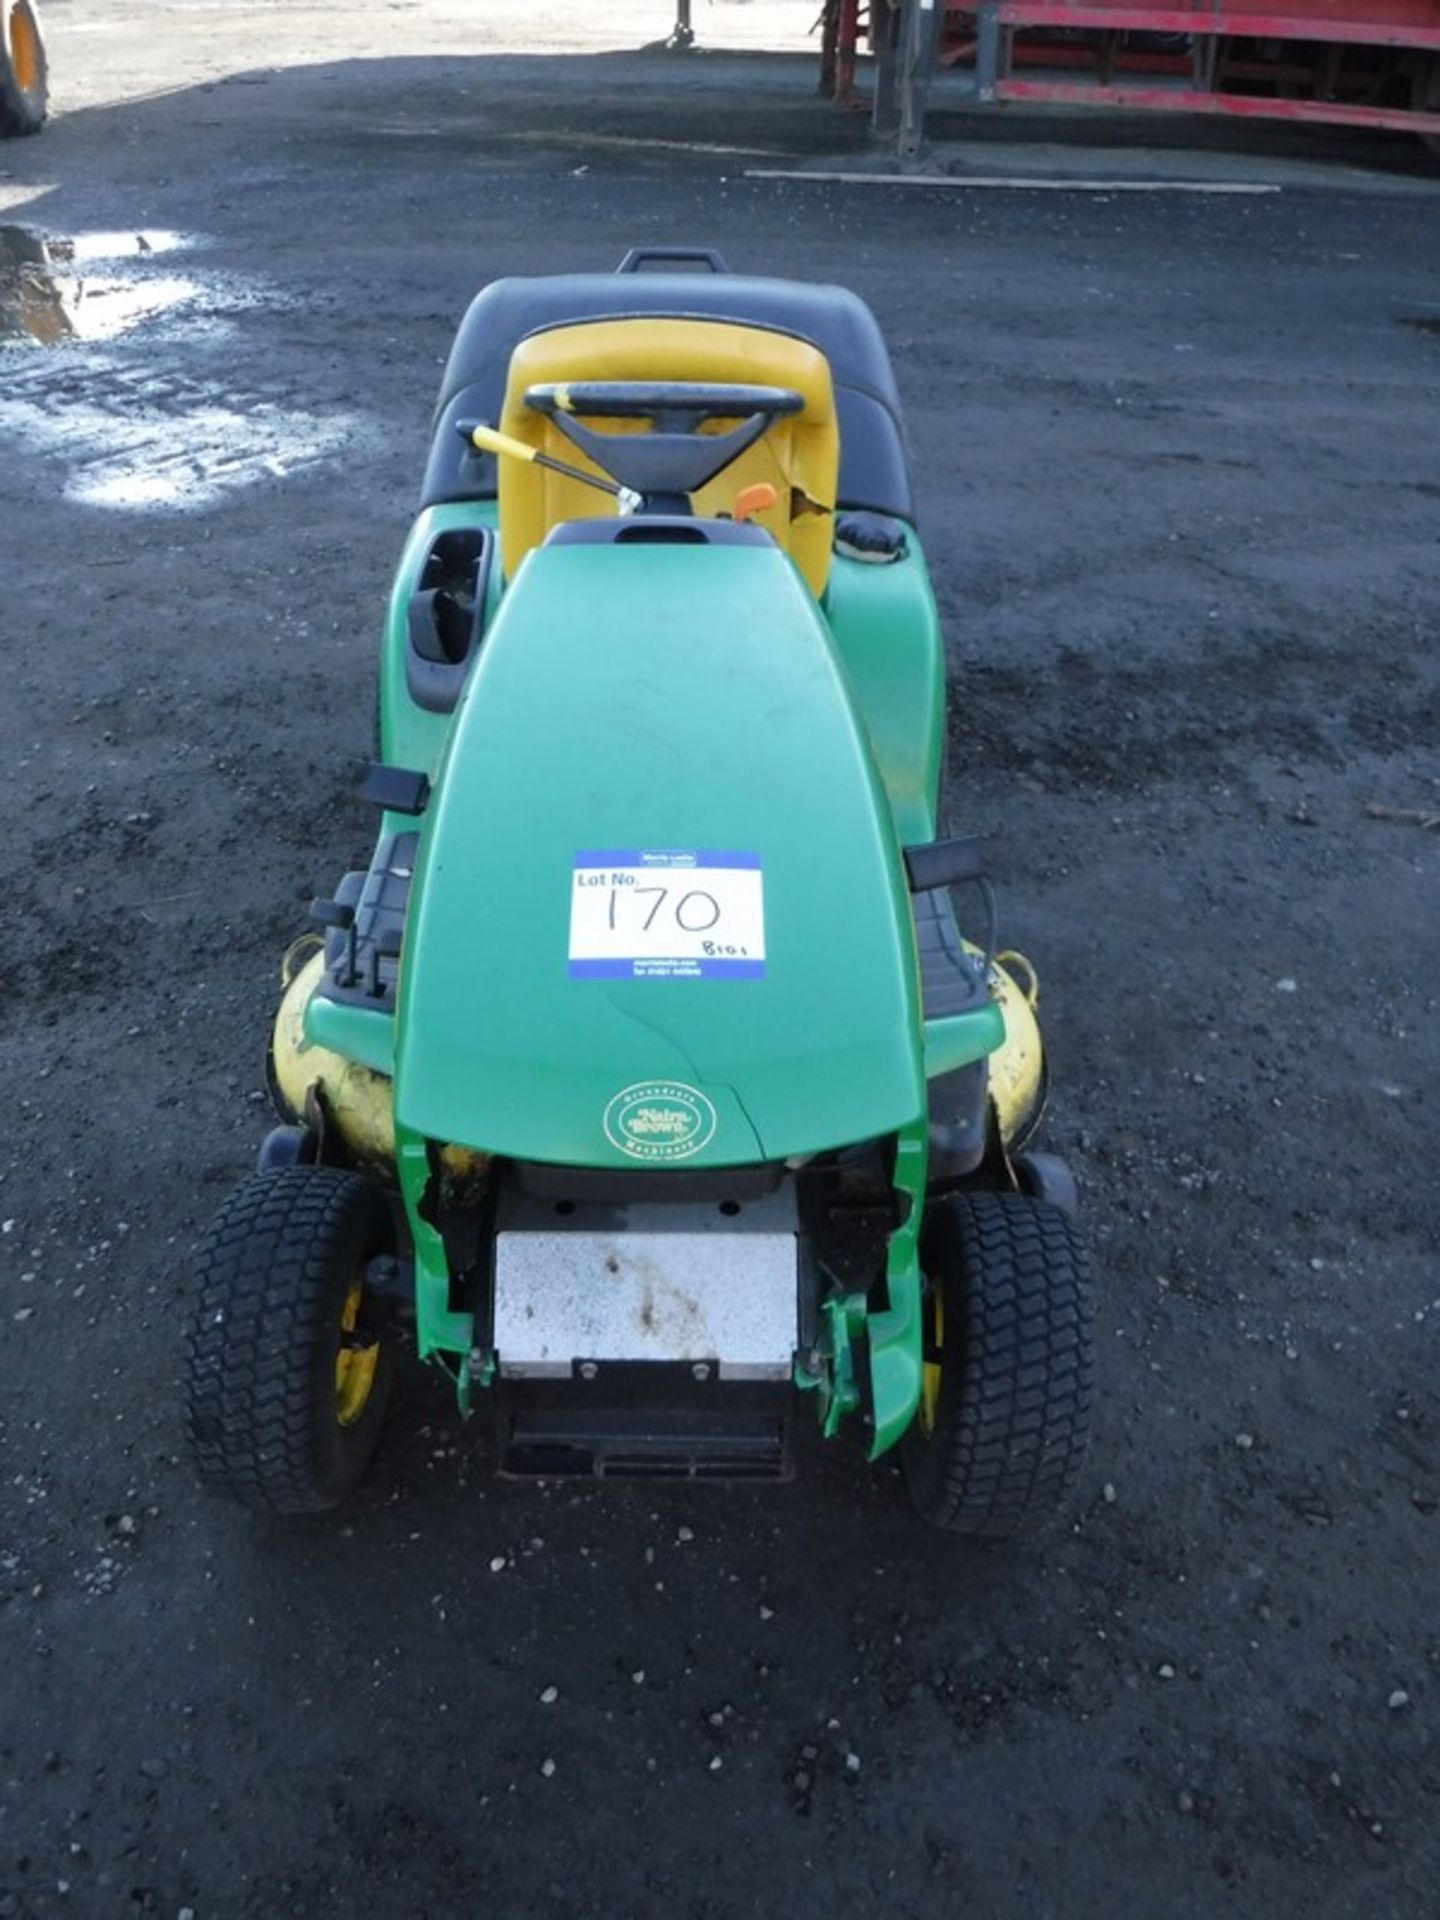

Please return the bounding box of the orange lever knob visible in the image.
[733,482,779,524]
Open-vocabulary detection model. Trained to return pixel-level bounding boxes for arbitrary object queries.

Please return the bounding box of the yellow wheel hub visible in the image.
[334,1279,381,1427]
[8,6,40,95]
[919,1286,943,1435]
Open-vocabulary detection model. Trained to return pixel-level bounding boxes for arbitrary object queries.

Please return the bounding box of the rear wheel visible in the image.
[903,1190,1092,1538]
[0,2,48,137]
[186,1167,397,1513]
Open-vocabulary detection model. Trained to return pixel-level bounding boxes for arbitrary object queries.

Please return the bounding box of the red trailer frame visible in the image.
[822,0,1440,150]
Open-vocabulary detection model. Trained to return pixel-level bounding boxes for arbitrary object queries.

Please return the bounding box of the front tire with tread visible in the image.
[903,1190,1093,1538]
[186,1167,396,1514]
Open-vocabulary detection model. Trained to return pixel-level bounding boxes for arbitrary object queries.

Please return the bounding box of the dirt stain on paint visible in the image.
[626,1256,706,1353]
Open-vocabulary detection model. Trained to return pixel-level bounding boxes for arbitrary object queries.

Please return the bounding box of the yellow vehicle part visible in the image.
[986,949,1044,1147]
[271,951,486,1185]
[496,317,839,598]
[334,1279,381,1427]
[1,0,47,136]
[272,951,395,1166]
[919,1285,943,1435]
[8,3,38,91]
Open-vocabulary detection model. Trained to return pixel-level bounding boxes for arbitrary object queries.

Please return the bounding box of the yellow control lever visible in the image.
[468,422,540,466]
[468,422,623,499]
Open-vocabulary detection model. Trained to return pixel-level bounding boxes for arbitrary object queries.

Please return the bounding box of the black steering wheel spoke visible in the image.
[523,380,804,507]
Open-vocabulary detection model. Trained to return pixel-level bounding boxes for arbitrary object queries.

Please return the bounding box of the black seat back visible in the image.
[420,272,915,524]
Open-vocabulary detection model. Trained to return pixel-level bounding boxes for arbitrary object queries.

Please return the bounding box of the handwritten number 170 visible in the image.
[608,887,722,934]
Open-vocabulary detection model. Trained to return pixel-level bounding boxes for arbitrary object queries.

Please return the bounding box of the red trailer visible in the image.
[823,0,1440,153]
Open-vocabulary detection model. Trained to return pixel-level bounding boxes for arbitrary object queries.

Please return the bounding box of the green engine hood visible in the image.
[393,537,924,1167]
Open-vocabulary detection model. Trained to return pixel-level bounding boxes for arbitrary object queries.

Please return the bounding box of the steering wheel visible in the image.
[524,380,804,504]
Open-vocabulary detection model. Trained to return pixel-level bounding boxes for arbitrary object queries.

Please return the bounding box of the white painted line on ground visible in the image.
[507,129,789,159]
[743,169,1282,194]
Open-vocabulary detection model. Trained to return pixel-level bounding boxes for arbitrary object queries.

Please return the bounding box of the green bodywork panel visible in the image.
[307,995,394,1078]
[353,512,999,1455]
[380,503,944,844]
[393,540,925,1167]
[925,1003,1006,1078]
[866,1117,927,1458]
[378,502,502,778]
[823,548,945,847]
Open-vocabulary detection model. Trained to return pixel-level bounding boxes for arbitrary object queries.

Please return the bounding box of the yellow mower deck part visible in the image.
[272,952,487,1184]
[983,950,1045,1147]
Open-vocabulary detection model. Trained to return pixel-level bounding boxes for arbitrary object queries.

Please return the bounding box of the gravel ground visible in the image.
[1,5,1438,1917]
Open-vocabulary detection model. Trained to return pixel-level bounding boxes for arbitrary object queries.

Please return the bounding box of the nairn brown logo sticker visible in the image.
[603,1081,718,1162]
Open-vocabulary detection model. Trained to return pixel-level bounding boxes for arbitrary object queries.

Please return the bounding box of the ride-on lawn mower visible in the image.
[186,248,1094,1534]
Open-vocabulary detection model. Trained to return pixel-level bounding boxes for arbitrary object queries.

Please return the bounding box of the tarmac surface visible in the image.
[1,3,1438,1916]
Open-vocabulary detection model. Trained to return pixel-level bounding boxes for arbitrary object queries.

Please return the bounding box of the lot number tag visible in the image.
[569,850,765,980]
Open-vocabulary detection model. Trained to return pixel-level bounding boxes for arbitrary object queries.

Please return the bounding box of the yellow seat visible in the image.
[496,317,839,598]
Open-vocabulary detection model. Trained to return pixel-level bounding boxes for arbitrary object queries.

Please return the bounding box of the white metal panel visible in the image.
[494,1229,797,1380]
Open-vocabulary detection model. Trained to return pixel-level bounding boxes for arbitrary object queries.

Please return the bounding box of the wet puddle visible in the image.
[0,224,199,344]
[0,224,374,510]
[0,224,71,343]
